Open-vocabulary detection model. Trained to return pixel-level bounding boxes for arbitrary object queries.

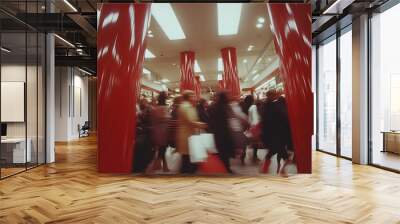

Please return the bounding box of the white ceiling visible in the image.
[143,3,277,89]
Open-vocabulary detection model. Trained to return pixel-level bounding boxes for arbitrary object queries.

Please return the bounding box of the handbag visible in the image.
[165,146,182,173]
[188,135,208,162]
[199,133,217,153]
[198,154,227,174]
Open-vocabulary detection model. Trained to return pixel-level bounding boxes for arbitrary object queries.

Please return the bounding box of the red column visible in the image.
[218,80,225,90]
[180,51,195,92]
[97,3,151,173]
[267,3,313,173]
[194,75,201,99]
[221,47,240,98]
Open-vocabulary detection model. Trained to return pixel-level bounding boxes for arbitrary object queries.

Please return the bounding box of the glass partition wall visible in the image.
[0,1,46,179]
[370,2,400,171]
[315,26,353,159]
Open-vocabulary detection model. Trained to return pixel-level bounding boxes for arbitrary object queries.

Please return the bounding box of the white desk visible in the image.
[1,138,31,163]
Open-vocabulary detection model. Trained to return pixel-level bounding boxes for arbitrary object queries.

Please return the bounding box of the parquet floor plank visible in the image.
[1,135,400,223]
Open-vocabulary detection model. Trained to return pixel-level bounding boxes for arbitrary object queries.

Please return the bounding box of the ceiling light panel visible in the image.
[217,3,242,36]
[218,58,223,71]
[194,60,201,73]
[145,49,155,58]
[151,4,186,40]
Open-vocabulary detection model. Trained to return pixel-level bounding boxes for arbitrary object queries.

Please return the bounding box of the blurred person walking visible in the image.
[176,91,207,174]
[208,91,236,173]
[260,89,293,176]
[146,92,171,173]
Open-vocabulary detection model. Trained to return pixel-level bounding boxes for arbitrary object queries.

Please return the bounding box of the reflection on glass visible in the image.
[340,30,352,158]
[1,31,28,177]
[371,3,400,171]
[318,37,337,154]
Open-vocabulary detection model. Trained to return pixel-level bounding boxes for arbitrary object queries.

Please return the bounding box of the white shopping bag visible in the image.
[165,146,182,173]
[188,135,208,162]
[199,133,217,153]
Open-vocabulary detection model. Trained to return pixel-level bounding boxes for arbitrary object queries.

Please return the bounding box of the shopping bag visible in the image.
[199,133,217,153]
[198,153,227,174]
[188,135,208,162]
[165,147,182,173]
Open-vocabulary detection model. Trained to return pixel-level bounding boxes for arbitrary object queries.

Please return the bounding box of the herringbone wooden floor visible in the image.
[1,135,400,224]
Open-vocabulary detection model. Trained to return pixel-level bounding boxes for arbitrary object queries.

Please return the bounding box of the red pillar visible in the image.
[267,3,313,173]
[180,51,195,92]
[194,75,201,99]
[97,3,151,173]
[221,47,240,99]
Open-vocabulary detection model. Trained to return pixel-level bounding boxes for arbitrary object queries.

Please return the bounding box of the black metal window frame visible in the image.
[314,24,353,161]
[0,0,48,180]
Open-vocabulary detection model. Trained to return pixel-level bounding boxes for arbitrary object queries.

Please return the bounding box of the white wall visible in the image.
[55,67,89,141]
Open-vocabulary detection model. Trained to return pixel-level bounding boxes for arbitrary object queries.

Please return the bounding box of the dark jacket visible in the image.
[208,103,235,158]
[260,96,292,150]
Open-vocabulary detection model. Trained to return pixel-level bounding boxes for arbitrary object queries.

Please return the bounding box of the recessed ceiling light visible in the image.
[247,45,254,51]
[1,47,11,53]
[199,74,205,82]
[151,4,186,40]
[145,49,155,58]
[63,0,78,12]
[258,17,265,24]
[194,60,201,73]
[161,78,170,83]
[256,23,263,29]
[217,58,223,71]
[243,59,247,63]
[217,3,242,36]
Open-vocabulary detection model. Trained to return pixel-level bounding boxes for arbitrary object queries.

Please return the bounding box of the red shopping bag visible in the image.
[198,154,227,174]
[249,123,261,140]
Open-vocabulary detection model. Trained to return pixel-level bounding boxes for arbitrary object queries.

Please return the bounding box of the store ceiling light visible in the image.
[145,49,155,58]
[194,60,201,73]
[161,78,170,83]
[143,68,151,74]
[63,0,78,12]
[247,45,254,51]
[54,34,75,48]
[217,58,223,71]
[258,17,265,24]
[256,23,263,29]
[1,47,11,53]
[217,3,242,35]
[199,74,205,82]
[243,59,247,63]
[151,4,186,40]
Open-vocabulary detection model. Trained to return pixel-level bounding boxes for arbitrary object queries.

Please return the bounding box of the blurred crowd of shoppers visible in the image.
[133,88,293,176]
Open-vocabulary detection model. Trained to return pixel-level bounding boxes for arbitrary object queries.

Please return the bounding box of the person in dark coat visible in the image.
[260,89,292,176]
[196,98,209,124]
[208,91,235,173]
